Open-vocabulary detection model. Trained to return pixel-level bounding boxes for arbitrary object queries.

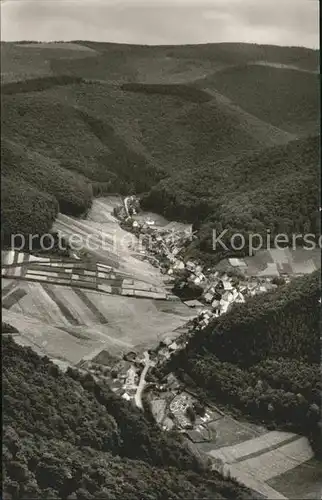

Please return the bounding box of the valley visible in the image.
[2,195,321,499]
[1,39,320,500]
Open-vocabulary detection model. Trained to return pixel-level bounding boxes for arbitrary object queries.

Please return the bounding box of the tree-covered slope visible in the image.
[1,138,93,215]
[194,64,319,135]
[164,272,321,455]
[142,135,320,260]
[1,175,59,247]
[1,42,319,246]
[3,336,255,500]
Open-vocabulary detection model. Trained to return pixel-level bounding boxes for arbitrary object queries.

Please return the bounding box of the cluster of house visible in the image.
[180,262,280,329]
[84,350,148,404]
[114,195,194,267]
[115,197,282,332]
[155,336,186,363]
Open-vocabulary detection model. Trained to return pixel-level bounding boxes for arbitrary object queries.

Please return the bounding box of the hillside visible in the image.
[142,135,320,262]
[194,64,319,135]
[1,175,59,247]
[2,39,321,499]
[3,335,255,500]
[164,271,321,456]
[1,41,319,245]
[2,41,318,83]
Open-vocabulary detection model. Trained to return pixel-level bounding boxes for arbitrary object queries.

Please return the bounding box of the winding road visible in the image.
[134,351,151,409]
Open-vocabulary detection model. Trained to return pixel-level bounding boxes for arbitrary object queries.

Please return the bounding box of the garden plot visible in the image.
[206,428,318,499]
[197,415,266,455]
[207,431,298,464]
[224,248,321,278]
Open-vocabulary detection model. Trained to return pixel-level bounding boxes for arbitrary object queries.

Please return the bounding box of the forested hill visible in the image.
[1,41,319,246]
[3,336,256,500]
[142,134,320,235]
[164,271,321,456]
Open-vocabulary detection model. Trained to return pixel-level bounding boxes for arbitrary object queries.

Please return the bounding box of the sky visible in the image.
[0,0,319,48]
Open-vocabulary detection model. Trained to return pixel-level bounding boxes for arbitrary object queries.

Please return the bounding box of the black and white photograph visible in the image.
[1,1,321,499]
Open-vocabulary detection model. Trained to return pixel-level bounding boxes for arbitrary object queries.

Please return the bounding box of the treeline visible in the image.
[121,83,212,103]
[2,323,19,334]
[1,76,85,95]
[3,336,255,500]
[164,272,321,456]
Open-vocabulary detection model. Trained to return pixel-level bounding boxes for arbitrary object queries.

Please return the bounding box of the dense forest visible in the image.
[1,42,319,248]
[194,64,319,135]
[142,135,320,256]
[1,138,93,216]
[164,272,321,457]
[3,336,256,500]
[1,175,59,247]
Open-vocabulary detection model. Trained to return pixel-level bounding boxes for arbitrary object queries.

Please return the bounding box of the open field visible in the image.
[1,250,170,299]
[53,199,168,287]
[207,427,320,500]
[268,458,322,499]
[1,198,195,364]
[2,276,194,364]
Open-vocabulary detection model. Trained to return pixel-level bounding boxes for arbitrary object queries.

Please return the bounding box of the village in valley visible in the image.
[2,193,319,432]
[2,194,319,498]
[80,195,317,449]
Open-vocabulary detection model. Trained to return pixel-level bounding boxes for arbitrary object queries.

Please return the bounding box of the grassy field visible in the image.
[2,281,194,364]
[268,458,322,499]
[2,198,197,363]
[53,199,168,286]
